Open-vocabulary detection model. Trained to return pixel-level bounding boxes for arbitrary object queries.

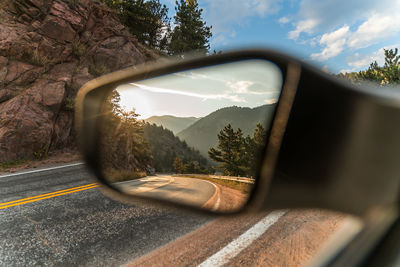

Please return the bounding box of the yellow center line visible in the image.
[0,183,99,210]
[0,183,98,206]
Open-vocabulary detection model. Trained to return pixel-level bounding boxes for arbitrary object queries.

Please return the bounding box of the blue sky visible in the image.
[162,0,400,74]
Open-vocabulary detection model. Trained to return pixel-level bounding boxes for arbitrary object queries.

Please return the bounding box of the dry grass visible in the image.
[0,160,29,172]
[0,149,81,174]
[179,175,253,194]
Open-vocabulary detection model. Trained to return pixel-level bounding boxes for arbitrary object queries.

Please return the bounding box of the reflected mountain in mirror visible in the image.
[99,59,283,212]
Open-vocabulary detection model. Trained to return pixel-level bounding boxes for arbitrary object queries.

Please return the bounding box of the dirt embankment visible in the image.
[0,0,157,163]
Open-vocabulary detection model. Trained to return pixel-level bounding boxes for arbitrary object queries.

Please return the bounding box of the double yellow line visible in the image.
[0,183,99,210]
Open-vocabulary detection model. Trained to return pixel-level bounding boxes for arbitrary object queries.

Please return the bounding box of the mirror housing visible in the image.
[76,49,400,216]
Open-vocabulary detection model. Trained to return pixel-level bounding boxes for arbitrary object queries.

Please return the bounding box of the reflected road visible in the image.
[115,176,217,208]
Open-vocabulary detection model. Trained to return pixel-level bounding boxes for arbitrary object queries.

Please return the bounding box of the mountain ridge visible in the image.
[177,104,276,157]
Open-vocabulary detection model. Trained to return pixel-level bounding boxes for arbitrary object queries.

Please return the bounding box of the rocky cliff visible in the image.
[0,0,157,162]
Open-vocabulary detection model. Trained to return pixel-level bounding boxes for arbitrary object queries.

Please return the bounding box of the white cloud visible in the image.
[348,14,400,49]
[264,98,278,104]
[226,80,254,94]
[130,83,246,103]
[278,16,291,24]
[347,43,400,69]
[310,25,349,60]
[287,0,400,61]
[288,19,318,40]
[204,0,282,43]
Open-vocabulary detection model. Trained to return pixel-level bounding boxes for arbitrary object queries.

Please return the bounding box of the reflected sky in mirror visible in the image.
[116,60,283,119]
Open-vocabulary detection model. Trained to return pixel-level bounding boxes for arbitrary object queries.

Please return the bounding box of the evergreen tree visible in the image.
[104,0,171,51]
[100,90,152,172]
[247,123,267,175]
[209,123,268,177]
[168,0,212,56]
[208,124,247,176]
[173,157,184,173]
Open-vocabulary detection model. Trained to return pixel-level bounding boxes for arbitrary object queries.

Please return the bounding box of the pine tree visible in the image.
[208,124,247,176]
[104,0,171,51]
[173,157,184,173]
[209,123,268,177]
[168,0,212,56]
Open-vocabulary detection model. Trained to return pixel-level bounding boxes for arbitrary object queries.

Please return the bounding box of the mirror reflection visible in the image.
[99,59,283,212]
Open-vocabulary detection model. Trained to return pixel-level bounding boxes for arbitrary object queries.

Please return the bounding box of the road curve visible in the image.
[0,164,213,266]
[115,175,217,208]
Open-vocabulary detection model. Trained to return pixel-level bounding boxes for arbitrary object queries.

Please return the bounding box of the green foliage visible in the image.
[173,157,184,174]
[71,40,87,58]
[33,144,49,160]
[208,123,267,177]
[143,123,210,172]
[167,0,212,56]
[89,63,109,77]
[62,97,75,112]
[100,90,153,174]
[103,0,171,51]
[0,159,28,171]
[339,48,400,85]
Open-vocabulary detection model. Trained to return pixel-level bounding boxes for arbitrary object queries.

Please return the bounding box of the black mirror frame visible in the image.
[76,49,400,216]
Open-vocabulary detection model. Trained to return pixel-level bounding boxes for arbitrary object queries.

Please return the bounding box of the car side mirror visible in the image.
[75,49,400,215]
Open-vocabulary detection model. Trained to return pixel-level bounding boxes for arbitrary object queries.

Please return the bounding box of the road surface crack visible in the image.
[25,216,59,253]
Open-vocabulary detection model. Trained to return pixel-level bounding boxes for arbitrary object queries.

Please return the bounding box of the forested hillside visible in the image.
[177,104,276,157]
[143,123,209,172]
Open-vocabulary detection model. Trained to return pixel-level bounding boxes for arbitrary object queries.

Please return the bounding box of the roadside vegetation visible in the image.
[339,48,400,86]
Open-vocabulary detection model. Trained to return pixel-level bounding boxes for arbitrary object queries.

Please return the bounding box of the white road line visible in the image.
[206,182,220,211]
[198,210,287,267]
[0,162,84,179]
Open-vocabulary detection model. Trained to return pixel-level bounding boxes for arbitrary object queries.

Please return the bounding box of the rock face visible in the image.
[0,0,156,161]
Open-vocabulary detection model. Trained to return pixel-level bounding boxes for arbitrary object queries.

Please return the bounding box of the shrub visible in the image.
[62,97,75,112]
[33,144,49,160]
[30,49,52,70]
[71,41,86,58]
[89,64,109,77]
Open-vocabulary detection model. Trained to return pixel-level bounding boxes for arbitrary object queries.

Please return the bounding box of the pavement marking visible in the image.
[0,183,99,210]
[0,162,84,179]
[198,210,287,267]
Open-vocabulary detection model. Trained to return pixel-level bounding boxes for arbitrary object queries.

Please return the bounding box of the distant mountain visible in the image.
[177,105,276,157]
[144,115,200,134]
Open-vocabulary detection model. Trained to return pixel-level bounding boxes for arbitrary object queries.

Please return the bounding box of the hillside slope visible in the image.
[177,105,275,156]
[0,0,157,161]
[145,115,199,134]
[143,123,208,172]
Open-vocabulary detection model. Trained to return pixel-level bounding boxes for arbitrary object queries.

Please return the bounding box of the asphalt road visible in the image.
[0,164,214,266]
[115,176,217,208]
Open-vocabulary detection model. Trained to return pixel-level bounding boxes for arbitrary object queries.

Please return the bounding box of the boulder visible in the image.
[0,0,156,162]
